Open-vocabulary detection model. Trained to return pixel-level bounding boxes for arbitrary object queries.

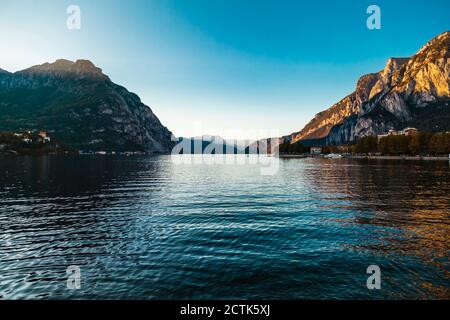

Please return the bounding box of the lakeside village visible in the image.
[1,127,449,159]
[0,130,66,156]
[0,130,145,156]
[278,127,450,159]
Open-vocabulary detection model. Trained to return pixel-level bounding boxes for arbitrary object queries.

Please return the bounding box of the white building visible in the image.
[377,127,418,141]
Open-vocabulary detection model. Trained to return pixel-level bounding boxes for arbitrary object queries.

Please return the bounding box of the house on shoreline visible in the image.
[377,127,418,141]
[38,131,51,143]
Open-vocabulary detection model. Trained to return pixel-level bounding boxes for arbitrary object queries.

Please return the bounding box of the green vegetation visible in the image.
[279,141,309,154]
[321,144,350,154]
[407,102,450,133]
[353,131,450,155]
[353,136,378,154]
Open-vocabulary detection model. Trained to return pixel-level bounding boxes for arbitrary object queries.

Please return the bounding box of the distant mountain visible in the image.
[176,136,244,154]
[244,137,283,154]
[0,59,174,152]
[191,135,250,148]
[288,31,450,146]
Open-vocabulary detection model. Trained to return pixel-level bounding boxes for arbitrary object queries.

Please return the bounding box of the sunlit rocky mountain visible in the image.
[0,59,174,152]
[287,31,450,146]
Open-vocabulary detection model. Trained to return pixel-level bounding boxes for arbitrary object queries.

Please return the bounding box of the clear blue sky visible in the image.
[0,0,449,139]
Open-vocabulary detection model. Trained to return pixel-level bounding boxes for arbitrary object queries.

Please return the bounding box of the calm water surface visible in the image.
[0,155,449,299]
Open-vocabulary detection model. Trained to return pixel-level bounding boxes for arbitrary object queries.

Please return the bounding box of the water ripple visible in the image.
[0,155,449,299]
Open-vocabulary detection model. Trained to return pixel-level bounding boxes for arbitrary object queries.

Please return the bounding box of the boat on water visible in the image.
[324,153,343,159]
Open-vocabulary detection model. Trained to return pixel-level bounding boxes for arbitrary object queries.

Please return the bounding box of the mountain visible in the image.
[245,137,283,154]
[0,59,174,152]
[176,135,243,154]
[289,31,450,146]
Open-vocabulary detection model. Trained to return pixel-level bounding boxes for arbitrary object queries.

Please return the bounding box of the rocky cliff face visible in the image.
[290,31,450,145]
[0,59,174,152]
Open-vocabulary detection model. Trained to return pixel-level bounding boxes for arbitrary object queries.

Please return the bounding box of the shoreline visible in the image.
[278,154,450,161]
[347,155,449,161]
[1,153,449,161]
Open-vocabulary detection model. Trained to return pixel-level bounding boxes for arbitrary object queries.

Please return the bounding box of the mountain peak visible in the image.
[434,30,449,41]
[53,59,74,67]
[0,67,11,75]
[0,60,174,153]
[74,59,97,69]
[417,31,450,55]
[289,31,450,145]
[22,59,106,79]
[383,57,409,74]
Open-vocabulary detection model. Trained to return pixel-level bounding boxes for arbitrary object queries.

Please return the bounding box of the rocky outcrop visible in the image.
[289,31,450,145]
[0,59,174,152]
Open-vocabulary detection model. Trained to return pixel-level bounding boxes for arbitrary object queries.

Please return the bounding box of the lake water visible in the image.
[0,155,449,299]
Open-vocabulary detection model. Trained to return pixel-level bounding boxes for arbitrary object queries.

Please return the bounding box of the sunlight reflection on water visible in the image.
[0,155,449,299]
